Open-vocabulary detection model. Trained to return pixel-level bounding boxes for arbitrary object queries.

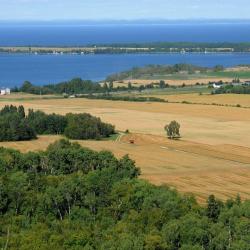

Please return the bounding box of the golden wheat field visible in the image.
[0,94,250,202]
[144,93,250,107]
[113,77,245,87]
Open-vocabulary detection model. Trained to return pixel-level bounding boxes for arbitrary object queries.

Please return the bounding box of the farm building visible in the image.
[212,83,223,89]
[0,88,11,95]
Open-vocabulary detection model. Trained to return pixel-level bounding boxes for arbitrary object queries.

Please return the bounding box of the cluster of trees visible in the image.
[0,105,37,141]
[213,84,250,94]
[64,113,115,140]
[0,105,115,142]
[15,78,103,95]
[0,139,249,249]
[14,78,163,96]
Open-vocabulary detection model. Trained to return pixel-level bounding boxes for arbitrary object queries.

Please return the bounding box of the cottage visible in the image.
[212,83,223,89]
[0,88,11,95]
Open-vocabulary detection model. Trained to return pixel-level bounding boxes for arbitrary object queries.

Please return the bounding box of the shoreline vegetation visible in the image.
[2,42,250,54]
[9,64,250,103]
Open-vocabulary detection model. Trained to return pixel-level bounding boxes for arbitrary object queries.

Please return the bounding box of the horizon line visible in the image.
[1,18,250,23]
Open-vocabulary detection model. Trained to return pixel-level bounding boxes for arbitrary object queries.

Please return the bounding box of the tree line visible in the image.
[0,105,115,142]
[106,64,223,82]
[0,139,249,249]
[13,78,164,95]
[95,42,250,52]
[13,78,177,96]
[14,78,103,95]
[213,84,250,94]
[80,94,166,103]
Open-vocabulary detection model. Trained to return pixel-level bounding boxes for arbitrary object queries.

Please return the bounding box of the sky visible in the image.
[0,0,249,21]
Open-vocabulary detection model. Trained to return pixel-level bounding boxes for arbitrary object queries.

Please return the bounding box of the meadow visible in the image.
[0,92,250,202]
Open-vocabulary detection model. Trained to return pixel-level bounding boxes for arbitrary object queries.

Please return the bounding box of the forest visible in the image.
[0,139,249,249]
[0,105,115,141]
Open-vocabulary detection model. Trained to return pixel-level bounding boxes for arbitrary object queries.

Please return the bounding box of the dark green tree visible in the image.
[207,195,223,222]
[165,121,181,139]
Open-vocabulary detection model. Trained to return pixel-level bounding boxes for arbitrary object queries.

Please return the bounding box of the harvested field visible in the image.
[1,133,250,203]
[143,93,250,107]
[0,97,250,146]
[1,95,250,202]
[113,77,246,87]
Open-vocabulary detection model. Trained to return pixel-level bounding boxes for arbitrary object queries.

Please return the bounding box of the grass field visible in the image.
[0,94,250,202]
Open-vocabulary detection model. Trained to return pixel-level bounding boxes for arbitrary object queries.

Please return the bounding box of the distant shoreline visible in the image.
[1,42,250,54]
[2,51,250,56]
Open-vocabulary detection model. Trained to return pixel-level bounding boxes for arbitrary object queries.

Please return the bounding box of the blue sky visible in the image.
[0,0,249,21]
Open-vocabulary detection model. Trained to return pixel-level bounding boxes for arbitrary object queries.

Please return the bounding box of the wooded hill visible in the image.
[0,139,249,249]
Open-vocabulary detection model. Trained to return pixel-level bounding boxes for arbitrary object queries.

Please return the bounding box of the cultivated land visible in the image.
[110,66,250,87]
[0,93,250,202]
[142,93,250,107]
[113,77,236,87]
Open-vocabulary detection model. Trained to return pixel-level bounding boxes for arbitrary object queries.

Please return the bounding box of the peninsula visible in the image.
[1,42,250,54]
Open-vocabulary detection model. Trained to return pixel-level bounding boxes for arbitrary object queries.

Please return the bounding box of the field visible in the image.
[114,77,238,87]
[112,66,250,86]
[0,93,250,202]
[142,93,250,107]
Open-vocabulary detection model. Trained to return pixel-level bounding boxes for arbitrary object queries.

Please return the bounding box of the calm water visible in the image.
[1,23,250,86]
[1,23,250,46]
[1,53,250,87]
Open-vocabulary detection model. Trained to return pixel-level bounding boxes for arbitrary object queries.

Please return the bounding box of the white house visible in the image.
[0,88,11,95]
[212,83,223,89]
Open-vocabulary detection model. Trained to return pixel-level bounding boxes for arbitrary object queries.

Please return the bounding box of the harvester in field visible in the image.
[129,139,135,144]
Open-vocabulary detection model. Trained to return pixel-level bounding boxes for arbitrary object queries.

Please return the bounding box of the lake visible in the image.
[1,53,250,87]
[1,22,250,86]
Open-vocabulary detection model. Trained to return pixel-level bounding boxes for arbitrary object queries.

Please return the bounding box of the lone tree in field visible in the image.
[165,120,180,139]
